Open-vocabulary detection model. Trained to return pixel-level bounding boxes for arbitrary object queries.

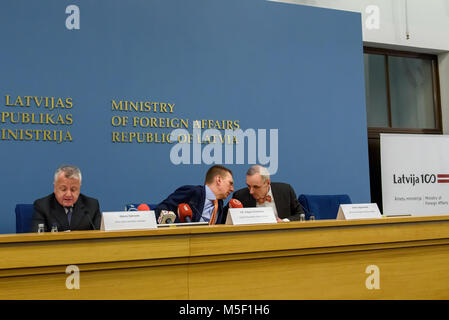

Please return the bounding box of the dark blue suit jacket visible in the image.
[156,185,225,223]
[226,182,304,221]
[31,193,101,232]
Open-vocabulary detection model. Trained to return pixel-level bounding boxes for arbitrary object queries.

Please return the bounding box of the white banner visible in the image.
[381,133,449,216]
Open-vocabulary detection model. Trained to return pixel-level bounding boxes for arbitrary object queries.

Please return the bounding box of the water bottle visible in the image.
[37,224,45,233]
[299,213,305,221]
[51,223,58,233]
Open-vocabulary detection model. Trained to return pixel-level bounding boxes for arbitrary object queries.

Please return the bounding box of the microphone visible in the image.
[226,198,243,224]
[177,203,193,223]
[229,198,243,208]
[137,203,150,211]
[84,210,96,230]
[158,210,176,224]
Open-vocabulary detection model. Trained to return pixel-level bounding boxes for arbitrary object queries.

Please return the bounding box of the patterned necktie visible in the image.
[66,207,73,226]
[209,200,218,225]
[257,194,272,204]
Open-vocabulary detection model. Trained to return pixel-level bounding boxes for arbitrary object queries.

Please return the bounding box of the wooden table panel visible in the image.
[1,216,449,299]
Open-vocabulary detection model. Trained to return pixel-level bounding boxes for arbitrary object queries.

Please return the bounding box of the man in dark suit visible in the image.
[31,165,101,232]
[230,165,303,222]
[156,165,234,224]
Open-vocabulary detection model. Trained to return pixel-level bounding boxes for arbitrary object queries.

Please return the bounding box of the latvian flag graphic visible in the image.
[437,174,449,183]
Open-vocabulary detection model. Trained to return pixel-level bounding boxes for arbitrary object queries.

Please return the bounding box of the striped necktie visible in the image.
[209,200,218,225]
[66,207,73,226]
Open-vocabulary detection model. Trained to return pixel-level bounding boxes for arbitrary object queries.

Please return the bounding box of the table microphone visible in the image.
[177,203,193,223]
[229,198,243,208]
[84,210,96,230]
[137,203,150,211]
[158,210,176,224]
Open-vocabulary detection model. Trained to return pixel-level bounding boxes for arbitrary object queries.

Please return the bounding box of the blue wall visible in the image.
[0,0,370,233]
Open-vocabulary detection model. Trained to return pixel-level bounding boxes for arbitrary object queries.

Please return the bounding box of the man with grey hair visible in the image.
[229,165,304,222]
[31,165,101,232]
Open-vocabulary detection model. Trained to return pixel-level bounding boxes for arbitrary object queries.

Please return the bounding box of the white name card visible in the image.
[225,207,277,225]
[336,203,382,220]
[100,211,157,231]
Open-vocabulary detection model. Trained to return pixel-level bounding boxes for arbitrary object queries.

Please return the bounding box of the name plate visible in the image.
[336,203,382,220]
[100,211,157,231]
[226,207,277,225]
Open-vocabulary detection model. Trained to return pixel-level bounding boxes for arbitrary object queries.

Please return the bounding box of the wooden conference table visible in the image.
[1,215,449,299]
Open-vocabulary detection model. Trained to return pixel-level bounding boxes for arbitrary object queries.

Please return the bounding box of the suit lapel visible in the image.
[216,200,224,223]
[246,189,256,207]
[190,186,205,222]
[70,198,85,229]
[50,196,69,228]
[271,183,285,216]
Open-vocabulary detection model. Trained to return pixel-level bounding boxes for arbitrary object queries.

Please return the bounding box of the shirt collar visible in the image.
[267,186,273,198]
[205,185,216,201]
